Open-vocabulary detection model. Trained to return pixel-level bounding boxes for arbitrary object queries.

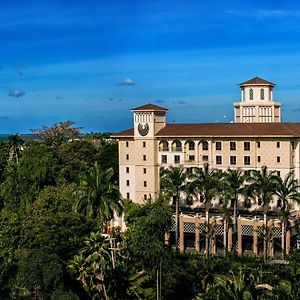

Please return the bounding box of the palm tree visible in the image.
[7,134,24,166]
[204,268,255,300]
[222,169,249,251]
[187,164,221,257]
[217,195,231,255]
[75,162,123,230]
[160,166,187,251]
[247,166,278,260]
[69,232,112,299]
[275,171,300,258]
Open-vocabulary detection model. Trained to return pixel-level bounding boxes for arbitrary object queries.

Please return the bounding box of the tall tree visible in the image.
[221,169,249,251]
[69,232,112,299]
[274,171,300,258]
[160,166,187,251]
[75,162,123,230]
[32,121,81,146]
[7,134,24,166]
[247,166,278,260]
[188,164,221,257]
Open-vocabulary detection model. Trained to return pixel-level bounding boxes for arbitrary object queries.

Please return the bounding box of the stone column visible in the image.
[164,232,170,247]
[179,216,184,253]
[269,223,274,258]
[269,238,274,258]
[255,106,259,122]
[195,218,200,253]
[228,226,233,251]
[211,230,216,255]
[253,219,258,255]
[237,218,242,255]
[286,228,291,255]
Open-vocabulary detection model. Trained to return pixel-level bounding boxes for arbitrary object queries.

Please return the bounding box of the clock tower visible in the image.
[128,103,168,203]
[132,103,167,139]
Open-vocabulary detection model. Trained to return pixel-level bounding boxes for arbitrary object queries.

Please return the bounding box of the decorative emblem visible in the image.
[138,123,149,136]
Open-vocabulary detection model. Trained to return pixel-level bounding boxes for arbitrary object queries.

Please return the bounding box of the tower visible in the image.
[128,104,167,203]
[132,103,167,138]
[234,77,281,123]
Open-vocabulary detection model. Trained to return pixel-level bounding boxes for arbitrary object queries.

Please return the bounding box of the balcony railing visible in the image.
[159,147,169,151]
[172,147,182,152]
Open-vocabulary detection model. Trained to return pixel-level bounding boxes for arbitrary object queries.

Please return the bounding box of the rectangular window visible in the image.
[216,141,222,151]
[174,155,180,164]
[143,141,146,148]
[189,155,195,162]
[143,168,147,174]
[143,155,146,161]
[277,142,280,148]
[126,167,129,173]
[230,141,236,151]
[126,154,129,160]
[277,171,281,177]
[292,156,295,164]
[126,180,130,186]
[216,155,222,165]
[244,156,251,165]
[244,142,250,151]
[258,156,261,163]
[257,141,260,148]
[126,141,129,147]
[277,156,281,163]
[144,181,147,187]
[144,194,147,200]
[230,156,236,165]
[126,192,130,199]
[203,155,209,162]
[161,155,167,163]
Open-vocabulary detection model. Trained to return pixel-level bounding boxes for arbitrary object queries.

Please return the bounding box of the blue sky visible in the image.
[1,0,300,133]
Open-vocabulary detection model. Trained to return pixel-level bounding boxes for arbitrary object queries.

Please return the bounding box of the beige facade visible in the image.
[234,77,281,123]
[113,78,300,255]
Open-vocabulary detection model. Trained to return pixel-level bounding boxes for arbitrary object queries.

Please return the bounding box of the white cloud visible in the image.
[8,89,25,98]
[118,78,135,86]
[226,9,300,18]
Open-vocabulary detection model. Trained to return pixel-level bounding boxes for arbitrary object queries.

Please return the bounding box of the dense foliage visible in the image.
[1,126,300,299]
[0,126,119,299]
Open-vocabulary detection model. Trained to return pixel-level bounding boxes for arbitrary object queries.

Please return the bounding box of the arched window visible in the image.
[159,140,169,151]
[249,88,254,100]
[202,141,209,150]
[260,88,264,100]
[187,140,195,150]
[172,140,182,151]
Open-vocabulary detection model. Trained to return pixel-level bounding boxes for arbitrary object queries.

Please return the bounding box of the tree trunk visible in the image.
[281,220,285,260]
[233,198,238,250]
[264,212,267,262]
[205,209,209,258]
[175,193,179,251]
[223,218,227,255]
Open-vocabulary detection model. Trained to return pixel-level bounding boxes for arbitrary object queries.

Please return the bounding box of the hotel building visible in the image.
[113,77,300,257]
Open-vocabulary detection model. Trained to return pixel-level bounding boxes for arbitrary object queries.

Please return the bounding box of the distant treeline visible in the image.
[0,132,113,142]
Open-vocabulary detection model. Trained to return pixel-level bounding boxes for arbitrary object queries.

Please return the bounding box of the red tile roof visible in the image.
[239,77,275,87]
[111,128,134,137]
[112,123,300,137]
[156,123,300,137]
[131,103,168,111]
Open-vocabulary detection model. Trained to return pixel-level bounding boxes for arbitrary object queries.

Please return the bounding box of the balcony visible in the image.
[172,147,183,152]
[159,147,169,152]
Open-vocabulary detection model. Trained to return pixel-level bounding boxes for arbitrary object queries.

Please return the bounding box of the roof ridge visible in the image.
[239,77,275,86]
